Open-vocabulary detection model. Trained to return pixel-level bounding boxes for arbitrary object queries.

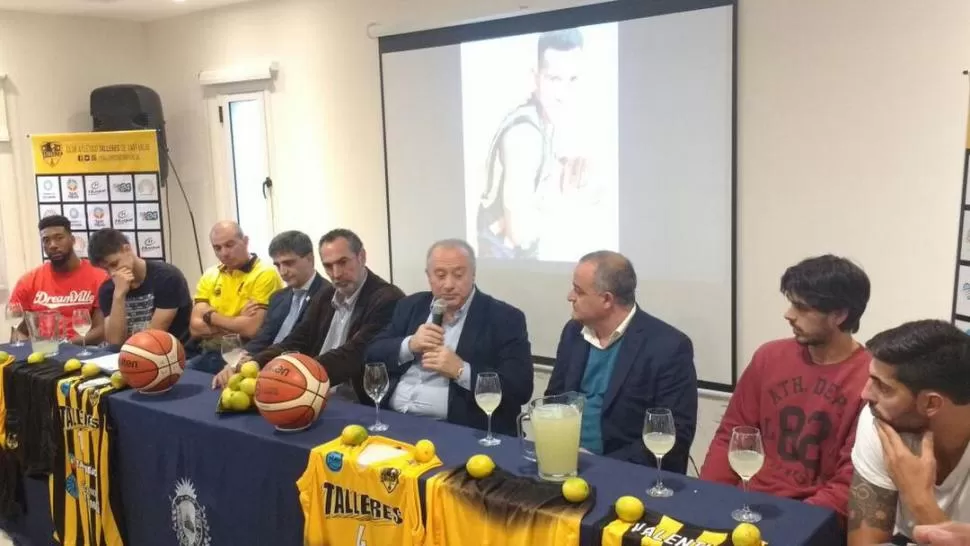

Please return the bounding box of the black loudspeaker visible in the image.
[90,84,168,184]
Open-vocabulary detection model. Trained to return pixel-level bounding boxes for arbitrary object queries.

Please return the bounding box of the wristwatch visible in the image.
[202,310,215,326]
[454,362,465,380]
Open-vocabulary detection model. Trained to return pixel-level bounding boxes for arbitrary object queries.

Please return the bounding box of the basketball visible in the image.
[254,353,329,431]
[118,329,186,394]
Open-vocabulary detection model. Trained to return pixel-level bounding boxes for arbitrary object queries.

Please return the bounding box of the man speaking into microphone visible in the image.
[366,239,533,435]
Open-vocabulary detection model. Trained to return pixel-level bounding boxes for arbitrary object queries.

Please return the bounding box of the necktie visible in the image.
[273,289,307,344]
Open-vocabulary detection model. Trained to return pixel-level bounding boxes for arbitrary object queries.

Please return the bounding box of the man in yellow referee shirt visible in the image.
[187,221,283,373]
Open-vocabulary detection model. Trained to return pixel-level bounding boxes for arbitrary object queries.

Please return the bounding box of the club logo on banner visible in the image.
[170,478,211,546]
[29,130,166,262]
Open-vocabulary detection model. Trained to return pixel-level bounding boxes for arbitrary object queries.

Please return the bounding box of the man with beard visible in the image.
[700,255,871,519]
[849,320,970,545]
[9,215,107,344]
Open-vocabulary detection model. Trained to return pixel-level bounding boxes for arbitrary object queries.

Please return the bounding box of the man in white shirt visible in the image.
[849,320,970,545]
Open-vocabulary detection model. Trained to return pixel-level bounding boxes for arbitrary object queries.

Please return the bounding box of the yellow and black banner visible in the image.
[30,130,166,261]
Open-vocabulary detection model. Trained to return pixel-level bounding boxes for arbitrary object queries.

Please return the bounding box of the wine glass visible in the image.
[363,362,389,432]
[643,408,676,497]
[475,372,502,446]
[73,308,93,357]
[220,334,244,370]
[729,425,765,523]
[5,302,24,347]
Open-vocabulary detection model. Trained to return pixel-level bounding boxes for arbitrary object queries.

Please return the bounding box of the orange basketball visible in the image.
[254,353,329,431]
[118,329,185,394]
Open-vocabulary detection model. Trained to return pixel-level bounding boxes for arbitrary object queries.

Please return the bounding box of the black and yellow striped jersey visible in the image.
[50,375,125,546]
[425,467,595,546]
[3,359,68,476]
[600,509,767,546]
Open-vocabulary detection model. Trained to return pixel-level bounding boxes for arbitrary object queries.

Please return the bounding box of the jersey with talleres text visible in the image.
[297,436,441,546]
[50,375,124,546]
[600,509,767,546]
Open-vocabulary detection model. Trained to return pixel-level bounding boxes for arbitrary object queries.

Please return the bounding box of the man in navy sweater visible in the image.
[545,250,697,473]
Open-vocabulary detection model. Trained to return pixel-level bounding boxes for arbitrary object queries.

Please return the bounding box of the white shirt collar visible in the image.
[582,305,637,350]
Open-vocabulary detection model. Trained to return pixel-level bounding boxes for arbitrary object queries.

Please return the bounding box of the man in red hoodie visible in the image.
[699,254,871,519]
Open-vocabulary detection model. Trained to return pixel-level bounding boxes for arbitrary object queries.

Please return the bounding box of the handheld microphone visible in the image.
[431,298,447,327]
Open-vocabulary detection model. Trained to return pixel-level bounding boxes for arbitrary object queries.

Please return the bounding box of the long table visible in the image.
[1,345,843,545]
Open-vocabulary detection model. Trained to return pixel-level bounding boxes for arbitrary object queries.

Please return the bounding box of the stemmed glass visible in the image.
[220,334,244,369]
[643,408,676,497]
[729,426,765,523]
[73,308,93,357]
[363,362,389,432]
[475,372,502,446]
[5,302,24,346]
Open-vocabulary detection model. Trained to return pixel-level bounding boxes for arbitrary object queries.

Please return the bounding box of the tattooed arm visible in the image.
[847,471,897,546]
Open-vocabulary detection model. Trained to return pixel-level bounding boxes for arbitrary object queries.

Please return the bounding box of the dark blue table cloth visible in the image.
[107,369,842,546]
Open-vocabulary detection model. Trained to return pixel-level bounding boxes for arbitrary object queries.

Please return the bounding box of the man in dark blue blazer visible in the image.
[243,231,330,356]
[367,239,532,436]
[546,251,697,474]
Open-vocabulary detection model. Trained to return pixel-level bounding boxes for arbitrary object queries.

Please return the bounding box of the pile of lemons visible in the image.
[219,361,260,412]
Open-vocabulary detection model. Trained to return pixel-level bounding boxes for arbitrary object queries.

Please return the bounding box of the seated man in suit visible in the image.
[546,251,697,473]
[366,239,532,435]
[187,221,283,373]
[213,229,403,403]
[701,255,870,519]
[241,230,330,356]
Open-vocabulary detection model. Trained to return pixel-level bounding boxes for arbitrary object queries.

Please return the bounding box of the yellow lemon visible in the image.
[27,352,45,365]
[562,477,590,503]
[615,495,645,523]
[732,523,761,546]
[228,390,251,411]
[465,454,495,479]
[414,439,436,463]
[239,377,257,396]
[228,373,243,391]
[240,361,260,379]
[81,363,100,378]
[220,388,234,408]
[340,425,368,446]
[110,371,126,389]
[64,358,82,372]
[0,351,10,362]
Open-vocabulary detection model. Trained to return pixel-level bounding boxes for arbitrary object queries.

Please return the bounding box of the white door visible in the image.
[214,91,275,259]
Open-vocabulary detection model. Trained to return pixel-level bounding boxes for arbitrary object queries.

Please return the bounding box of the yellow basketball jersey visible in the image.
[50,375,124,546]
[600,509,766,546]
[424,467,594,546]
[0,354,13,446]
[297,436,441,546]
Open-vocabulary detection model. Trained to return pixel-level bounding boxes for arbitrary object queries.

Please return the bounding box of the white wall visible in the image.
[0,10,149,289]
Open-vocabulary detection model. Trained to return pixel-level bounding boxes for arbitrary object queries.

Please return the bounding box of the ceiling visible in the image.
[0,0,260,21]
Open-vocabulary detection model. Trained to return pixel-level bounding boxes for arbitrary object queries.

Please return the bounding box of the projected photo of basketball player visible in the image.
[463,24,618,263]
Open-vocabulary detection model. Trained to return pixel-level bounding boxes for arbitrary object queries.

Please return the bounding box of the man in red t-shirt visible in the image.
[9,215,108,343]
[699,255,871,519]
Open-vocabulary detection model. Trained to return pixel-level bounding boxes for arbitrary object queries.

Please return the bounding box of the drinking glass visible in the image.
[475,372,502,446]
[220,334,244,369]
[643,408,676,497]
[363,362,389,432]
[5,302,24,347]
[73,308,93,357]
[729,426,765,523]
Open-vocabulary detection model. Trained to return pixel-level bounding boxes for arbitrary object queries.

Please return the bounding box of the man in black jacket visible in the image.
[212,229,403,404]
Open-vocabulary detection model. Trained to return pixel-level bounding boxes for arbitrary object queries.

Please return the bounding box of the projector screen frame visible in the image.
[377,0,739,392]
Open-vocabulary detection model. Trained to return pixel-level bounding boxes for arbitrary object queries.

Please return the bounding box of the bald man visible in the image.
[186,221,283,373]
[545,250,697,474]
